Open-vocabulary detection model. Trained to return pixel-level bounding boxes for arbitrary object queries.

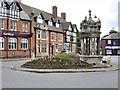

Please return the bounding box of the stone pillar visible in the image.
[81,39,84,55]
[90,37,92,55]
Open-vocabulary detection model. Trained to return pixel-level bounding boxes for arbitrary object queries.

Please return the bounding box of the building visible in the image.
[61,22,78,53]
[0,1,32,58]
[0,0,78,58]
[101,32,120,55]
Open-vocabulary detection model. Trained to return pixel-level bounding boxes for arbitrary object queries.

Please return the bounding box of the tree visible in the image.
[77,31,81,47]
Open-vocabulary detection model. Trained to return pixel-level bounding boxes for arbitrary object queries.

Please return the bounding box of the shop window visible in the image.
[117,50,120,55]
[106,49,112,55]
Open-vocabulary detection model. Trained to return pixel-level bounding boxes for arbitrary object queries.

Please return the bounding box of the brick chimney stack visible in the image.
[61,12,66,20]
[52,6,57,17]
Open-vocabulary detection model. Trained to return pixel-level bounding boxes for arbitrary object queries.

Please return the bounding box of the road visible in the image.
[1,56,119,88]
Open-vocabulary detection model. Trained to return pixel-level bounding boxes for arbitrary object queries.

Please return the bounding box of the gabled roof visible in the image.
[20,3,66,23]
[102,32,120,40]
[61,22,72,30]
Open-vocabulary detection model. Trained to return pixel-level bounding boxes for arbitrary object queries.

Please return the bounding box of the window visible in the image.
[41,44,47,53]
[37,31,41,39]
[0,37,4,50]
[11,21,17,31]
[117,50,120,54]
[0,19,4,29]
[56,23,59,28]
[37,15,43,23]
[22,22,28,32]
[9,38,17,50]
[58,45,62,51]
[107,40,111,44]
[73,37,76,42]
[21,38,28,50]
[58,34,62,41]
[38,44,40,53]
[106,49,112,55]
[51,33,55,41]
[48,20,53,26]
[42,31,47,39]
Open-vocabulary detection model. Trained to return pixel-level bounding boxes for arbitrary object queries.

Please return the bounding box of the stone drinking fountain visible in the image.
[80,10,103,66]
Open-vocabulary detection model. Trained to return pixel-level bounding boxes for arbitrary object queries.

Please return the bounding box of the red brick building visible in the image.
[0,1,32,58]
[0,1,78,58]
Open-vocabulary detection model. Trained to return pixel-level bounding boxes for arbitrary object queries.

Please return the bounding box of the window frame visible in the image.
[0,37,4,50]
[21,38,28,50]
[41,31,47,40]
[8,38,17,50]
[41,44,47,53]
[0,18,4,30]
[22,22,28,32]
[10,20,17,31]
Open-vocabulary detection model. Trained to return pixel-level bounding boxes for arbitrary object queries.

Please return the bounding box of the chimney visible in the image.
[52,6,57,17]
[61,12,66,20]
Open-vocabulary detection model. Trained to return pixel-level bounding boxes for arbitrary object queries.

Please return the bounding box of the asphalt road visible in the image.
[1,56,119,88]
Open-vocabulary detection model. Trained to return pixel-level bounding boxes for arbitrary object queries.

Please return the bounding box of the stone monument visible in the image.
[80,10,103,66]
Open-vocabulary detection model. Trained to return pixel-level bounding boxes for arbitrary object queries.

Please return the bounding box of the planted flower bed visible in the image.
[21,53,92,69]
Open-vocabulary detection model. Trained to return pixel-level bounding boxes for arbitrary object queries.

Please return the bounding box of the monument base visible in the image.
[79,55,103,66]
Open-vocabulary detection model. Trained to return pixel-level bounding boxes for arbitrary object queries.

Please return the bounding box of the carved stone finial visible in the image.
[89,10,91,18]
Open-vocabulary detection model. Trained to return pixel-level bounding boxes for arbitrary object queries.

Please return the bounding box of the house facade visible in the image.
[0,0,78,58]
[101,32,120,55]
[0,1,32,58]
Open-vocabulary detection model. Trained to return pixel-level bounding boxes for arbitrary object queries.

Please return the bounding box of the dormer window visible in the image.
[37,14,43,23]
[68,25,72,31]
[56,20,60,28]
[48,20,53,26]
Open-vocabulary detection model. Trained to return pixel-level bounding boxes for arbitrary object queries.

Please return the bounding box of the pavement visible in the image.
[1,57,119,73]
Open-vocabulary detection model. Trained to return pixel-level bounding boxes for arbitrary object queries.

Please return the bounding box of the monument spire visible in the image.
[89,10,92,19]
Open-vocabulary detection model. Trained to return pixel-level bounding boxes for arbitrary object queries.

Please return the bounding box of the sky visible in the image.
[22,0,119,37]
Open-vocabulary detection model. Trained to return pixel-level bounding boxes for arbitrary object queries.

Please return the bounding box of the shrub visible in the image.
[53,53,77,61]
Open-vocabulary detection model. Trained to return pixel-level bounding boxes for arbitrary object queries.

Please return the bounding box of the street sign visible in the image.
[64,43,70,50]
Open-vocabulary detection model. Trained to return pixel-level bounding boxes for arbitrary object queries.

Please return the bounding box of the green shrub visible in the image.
[53,53,77,61]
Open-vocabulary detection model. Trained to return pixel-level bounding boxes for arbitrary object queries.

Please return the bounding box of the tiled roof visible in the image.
[102,32,120,39]
[20,3,66,23]
[61,22,71,30]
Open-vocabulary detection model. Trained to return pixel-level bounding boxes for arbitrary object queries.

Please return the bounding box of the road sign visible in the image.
[64,43,70,50]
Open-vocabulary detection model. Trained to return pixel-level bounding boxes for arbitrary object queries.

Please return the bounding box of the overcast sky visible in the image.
[22,0,119,37]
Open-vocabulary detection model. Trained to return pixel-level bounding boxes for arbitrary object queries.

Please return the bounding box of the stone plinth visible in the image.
[79,55,103,65]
